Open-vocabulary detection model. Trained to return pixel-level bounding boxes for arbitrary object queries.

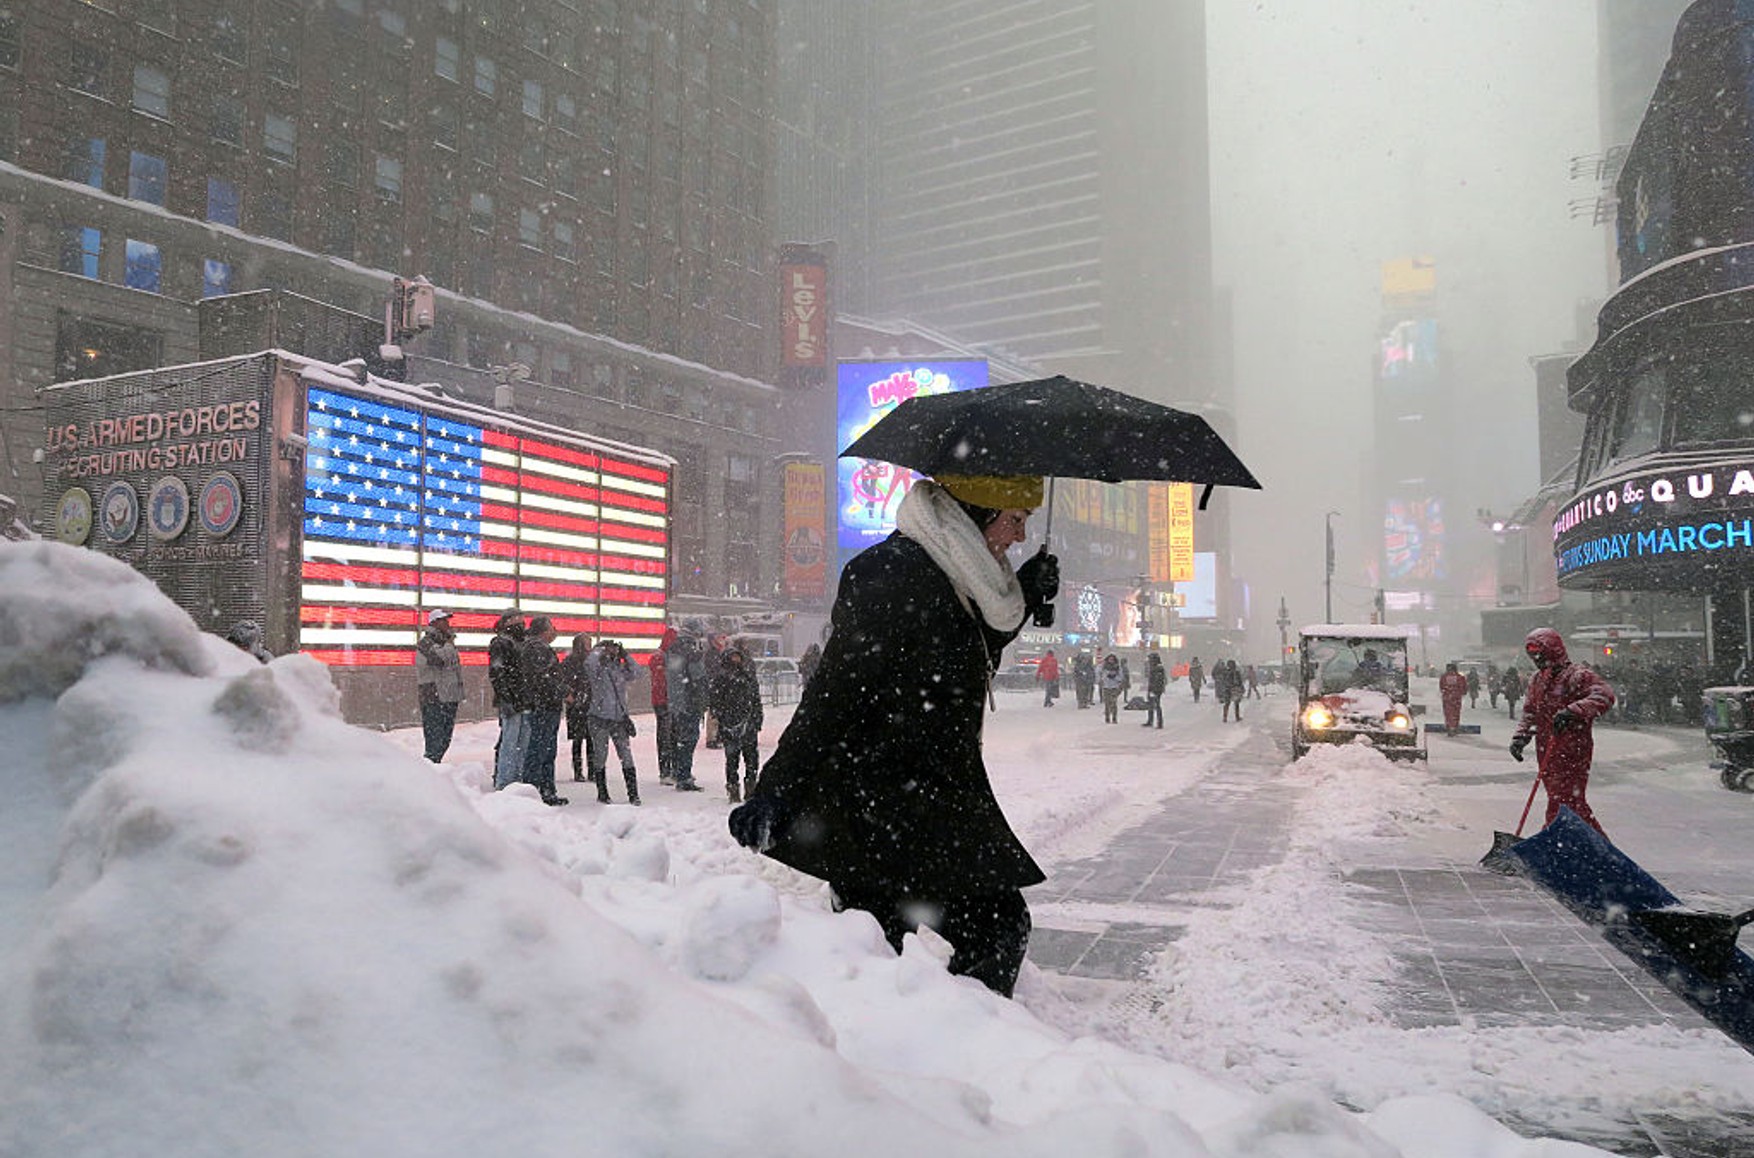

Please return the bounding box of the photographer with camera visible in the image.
[583,637,644,805]
[728,473,1058,997]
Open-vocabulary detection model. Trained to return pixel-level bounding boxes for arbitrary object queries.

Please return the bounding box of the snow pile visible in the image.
[0,541,1632,1156]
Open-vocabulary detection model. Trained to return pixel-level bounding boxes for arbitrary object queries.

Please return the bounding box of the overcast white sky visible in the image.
[1207,0,1615,653]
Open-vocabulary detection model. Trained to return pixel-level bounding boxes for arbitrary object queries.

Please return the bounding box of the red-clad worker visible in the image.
[1438,662,1468,733]
[1510,628,1617,836]
[1036,649,1061,707]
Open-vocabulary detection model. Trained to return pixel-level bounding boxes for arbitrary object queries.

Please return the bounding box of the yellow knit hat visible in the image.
[933,474,1045,509]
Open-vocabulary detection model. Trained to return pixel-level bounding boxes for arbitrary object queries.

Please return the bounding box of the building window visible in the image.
[323,213,355,258]
[552,220,575,261]
[469,191,493,233]
[550,350,573,388]
[137,0,175,36]
[518,135,544,180]
[375,154,403,202]
[207,177,240,226]
[60,227,102,279]
[65,137,106,188]
[211,93,244,146]
[56,313,163,382]
[375,80,407,127]
[203,258,233,298]
[474,56,496,97]
[264,112,297,162]
[132,64,170,118]
[518,207,541,247]
[266,31,297,86]
[522,12,547,54]
[123,239,162,292]
[70,43,108,97]
[552,154,577,198]
[213,14,245,63]
[431,102,459,151]
[258,190,293,241]
[435,36,459,81]
[554,92,577,131]
[0,5,18,69]
[127,151,167,205]
[466,115,497,166]
[378,8,407,38]
[327,139,358,187]
[522,79,543,118]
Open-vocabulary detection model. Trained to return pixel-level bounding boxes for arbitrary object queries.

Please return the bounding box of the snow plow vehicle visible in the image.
[1292,625,1425,762]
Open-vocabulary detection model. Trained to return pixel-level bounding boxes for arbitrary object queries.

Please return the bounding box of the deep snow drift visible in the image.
[1,541,1735,1156]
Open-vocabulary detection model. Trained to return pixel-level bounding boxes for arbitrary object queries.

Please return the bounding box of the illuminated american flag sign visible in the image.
[299,385,669,666]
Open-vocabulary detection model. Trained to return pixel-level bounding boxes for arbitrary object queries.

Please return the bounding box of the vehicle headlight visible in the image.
[1386,711,1411,730]
[1302,703,1334,730]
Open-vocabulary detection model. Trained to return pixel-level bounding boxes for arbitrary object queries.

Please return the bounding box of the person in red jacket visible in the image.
[1438,662,1468,734]
[1510,627,1616,836]
[1036,649,1061,707]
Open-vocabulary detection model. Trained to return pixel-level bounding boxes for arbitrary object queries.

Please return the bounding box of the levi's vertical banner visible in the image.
[782,461,827,601]
[780,260,828,368]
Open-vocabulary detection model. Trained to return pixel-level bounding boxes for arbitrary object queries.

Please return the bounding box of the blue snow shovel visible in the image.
[1632,906,1754,980]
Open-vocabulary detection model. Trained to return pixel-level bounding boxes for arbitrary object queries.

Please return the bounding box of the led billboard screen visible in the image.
[836,360,988,551]
[1383,496,1446,582]
[299,386,669,666]
[1179,551,1217,620]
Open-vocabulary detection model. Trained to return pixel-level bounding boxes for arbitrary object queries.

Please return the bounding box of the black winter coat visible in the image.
[752,533,1044,897]
[520,640,567,712]
[709,665,764,737]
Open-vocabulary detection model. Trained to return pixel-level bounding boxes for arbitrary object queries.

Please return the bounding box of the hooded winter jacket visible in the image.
[1515,628,1615,795]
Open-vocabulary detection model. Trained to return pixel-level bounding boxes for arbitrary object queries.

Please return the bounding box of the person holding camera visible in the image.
[1509,627,1616,837]
[727,473,1058,998]
[583,638,644,805]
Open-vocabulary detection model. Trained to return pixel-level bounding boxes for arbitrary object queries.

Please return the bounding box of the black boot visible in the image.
[592,766,610,804]
[727,780,741,804]
[623,766,641,806]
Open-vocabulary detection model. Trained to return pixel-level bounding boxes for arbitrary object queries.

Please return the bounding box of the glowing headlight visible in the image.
[1386,711,1411,730]
[1302,703,1334,730]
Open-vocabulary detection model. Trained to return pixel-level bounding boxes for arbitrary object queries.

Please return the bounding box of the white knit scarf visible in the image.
[894,481,1027,632]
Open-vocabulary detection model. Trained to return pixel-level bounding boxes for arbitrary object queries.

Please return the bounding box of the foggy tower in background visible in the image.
[866,0,1218,410]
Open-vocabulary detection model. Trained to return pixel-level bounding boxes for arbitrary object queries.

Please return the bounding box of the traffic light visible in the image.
[1603,644,1614,657]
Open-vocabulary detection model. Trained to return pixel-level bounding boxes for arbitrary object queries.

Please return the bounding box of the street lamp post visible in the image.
[1324,511,1340,623]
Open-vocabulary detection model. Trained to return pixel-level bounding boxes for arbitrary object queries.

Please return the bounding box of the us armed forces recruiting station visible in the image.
[48,401,261,480]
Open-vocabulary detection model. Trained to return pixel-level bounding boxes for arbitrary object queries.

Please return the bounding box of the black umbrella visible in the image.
[839,376,1261,504]
[840,376,1262,627]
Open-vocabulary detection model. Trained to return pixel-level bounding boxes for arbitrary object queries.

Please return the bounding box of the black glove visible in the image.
[1017,547,1060,611]
[1551,708,1579,734]
[1509,734,1529,763]
[728,794,784,852]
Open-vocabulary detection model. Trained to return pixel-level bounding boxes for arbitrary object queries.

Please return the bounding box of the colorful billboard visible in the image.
[1379,319,1438,380]
[299,385,669,665]
[1383,496,1446,582]
[1167,482,1195,582]
[782,460,827,601]
[836,359,988,552]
